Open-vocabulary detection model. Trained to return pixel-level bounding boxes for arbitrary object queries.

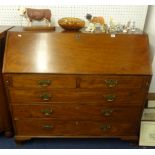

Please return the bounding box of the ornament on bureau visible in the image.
[58,17,85,31]
[85,13,106,33]
[18,7,55,31]
[84,13,142,34]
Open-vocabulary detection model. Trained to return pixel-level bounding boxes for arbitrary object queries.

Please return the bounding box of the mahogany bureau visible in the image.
[0,26,13,137]
[2,27,152,142]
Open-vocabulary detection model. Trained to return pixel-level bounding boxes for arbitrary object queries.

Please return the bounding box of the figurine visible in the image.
[85,23,95,32]
[86,13,92,22]
[91,16,105,25]
[101,24,109,33]
[18,7,52,27]
[122,20,131,33]
[85,13,105,33]
[126,20,131,30]
[131,21,136,32]
[109,17,117,33]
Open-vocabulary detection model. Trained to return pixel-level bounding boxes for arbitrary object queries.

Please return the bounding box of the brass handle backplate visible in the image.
[42,125,53,130]
[104,94,116,102]
[100,124,111,131]
[39,93,52,101]
[105,80,118,88]
[101,109,113,116]
[38,80,51,87]
[5,80,10,86]
[41,109,53,116]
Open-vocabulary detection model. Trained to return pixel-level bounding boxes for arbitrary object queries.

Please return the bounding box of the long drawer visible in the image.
[12,103,141,122]
[12,104,142,122]
[9,89,145,104]
[14,119,138,136]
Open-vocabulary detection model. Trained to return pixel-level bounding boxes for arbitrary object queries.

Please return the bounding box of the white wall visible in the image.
[144,5,155,92]
[0,5,148,29]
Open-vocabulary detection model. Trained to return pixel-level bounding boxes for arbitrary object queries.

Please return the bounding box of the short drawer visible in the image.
[8,74,76,89]
[9,89,146,104]
[79,75,145,89]
[12,104,142,122]
[14,119,138,137]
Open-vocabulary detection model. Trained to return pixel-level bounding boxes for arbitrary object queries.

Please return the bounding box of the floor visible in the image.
[0,133,147,149]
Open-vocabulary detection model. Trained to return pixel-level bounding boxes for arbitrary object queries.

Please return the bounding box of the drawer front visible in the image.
[10,74,76,89]
[9,89,145,104]
[80,75,145,89]
[14,119,138,136]
[12,104,142,122]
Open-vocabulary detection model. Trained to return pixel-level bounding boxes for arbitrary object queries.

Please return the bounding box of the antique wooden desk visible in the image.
[0,26,13,136]
[2,27,152,142]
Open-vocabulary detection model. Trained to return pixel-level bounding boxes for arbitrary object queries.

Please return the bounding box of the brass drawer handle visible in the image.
[104,94,116,102]
[105,80,118,88]
[39,93,52,101]
[41,109,53,116]
[101,109,113,116]
[5,80,10,86]
[38,80,51,87]
[100,124,111,131]
[42,125,53,130]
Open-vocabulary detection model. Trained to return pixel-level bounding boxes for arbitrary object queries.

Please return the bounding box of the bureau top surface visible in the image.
[3,27,152,75]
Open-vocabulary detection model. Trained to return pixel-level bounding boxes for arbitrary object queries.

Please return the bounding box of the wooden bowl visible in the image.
[58,17,85,30]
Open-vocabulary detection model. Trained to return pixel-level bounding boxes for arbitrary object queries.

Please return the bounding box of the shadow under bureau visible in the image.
[2,27,152,142]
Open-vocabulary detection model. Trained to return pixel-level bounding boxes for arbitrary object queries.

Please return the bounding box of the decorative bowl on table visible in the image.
[58,17,85,30]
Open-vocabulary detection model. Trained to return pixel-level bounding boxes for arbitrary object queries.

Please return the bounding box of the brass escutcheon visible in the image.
[75,33,80,40]
[105,79,118,88]
[41,109,53,116]
[104,94,116,102]
[100,124,111,131]
[38,80,51,87]
[101,109,113,116]
[39,93,52,101]
[42,125,53,130]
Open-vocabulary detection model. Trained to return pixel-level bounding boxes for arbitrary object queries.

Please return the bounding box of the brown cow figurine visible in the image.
[18,7,52,26]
